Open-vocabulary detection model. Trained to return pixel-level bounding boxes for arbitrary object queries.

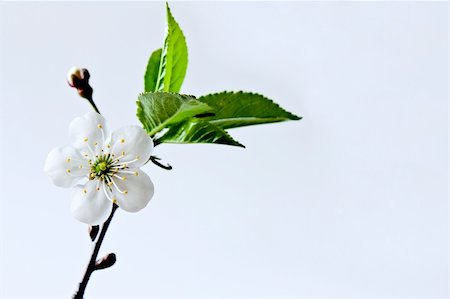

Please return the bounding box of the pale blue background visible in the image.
[0,2,448,298]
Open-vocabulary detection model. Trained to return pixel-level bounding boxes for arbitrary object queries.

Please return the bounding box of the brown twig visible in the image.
[73,204,118,299]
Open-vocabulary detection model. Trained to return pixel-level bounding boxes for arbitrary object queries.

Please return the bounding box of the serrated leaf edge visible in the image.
[198,91,302,121]
[156,119,245,148]
[155,3,188,93]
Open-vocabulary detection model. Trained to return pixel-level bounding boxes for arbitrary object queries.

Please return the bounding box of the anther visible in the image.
[66,169,71,173]
[66,158,71,163]
[113,174,127,181]
[83,189,87,194]
[113,174,126,181]
[83,137,88,142]
[97,124,103,129]
[120,138,125,143]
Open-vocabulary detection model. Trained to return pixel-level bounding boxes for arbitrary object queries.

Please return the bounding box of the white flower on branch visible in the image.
[44,111,155,225]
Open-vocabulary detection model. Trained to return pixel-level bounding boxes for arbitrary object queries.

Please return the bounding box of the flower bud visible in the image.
[67,67,93,100]
[94,253,116,270]
[67,67,89,87]
[89,225,99,241]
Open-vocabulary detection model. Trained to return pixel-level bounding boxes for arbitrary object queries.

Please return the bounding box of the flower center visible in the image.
[97,161,107,172]
[90,154,113,180]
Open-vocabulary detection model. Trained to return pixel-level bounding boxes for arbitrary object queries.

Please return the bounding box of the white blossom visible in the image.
[44,112,154,225]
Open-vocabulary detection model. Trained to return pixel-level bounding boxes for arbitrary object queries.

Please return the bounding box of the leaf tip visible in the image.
[165,1,172,16]
[290,114,302,121]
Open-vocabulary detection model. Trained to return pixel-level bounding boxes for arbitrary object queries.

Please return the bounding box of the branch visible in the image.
[73,204,119,299]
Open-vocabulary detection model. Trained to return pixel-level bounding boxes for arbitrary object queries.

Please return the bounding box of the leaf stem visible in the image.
[73,204,118,299]
[149,155,172,170]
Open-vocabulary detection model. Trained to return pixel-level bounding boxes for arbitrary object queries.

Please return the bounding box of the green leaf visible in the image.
[137,92,212,136]
[156,119,244,147]
[198,91,301,129]
[144,48,162,92]
[155,3,188,92]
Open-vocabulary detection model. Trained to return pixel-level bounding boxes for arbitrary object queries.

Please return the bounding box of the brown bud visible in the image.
[67,67,93,100]
[94,253,116,270]
[89,225,99,241]
[67,67,89,87]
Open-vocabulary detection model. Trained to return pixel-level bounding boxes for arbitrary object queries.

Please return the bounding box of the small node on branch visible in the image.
[89,225,100,241]
[94,253,116,271]
[67,67,93,100]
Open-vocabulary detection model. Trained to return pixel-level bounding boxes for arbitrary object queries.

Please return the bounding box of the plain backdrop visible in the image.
[0,2,448,298]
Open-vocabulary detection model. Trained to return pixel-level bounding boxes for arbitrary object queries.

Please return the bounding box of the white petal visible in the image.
[109,126,153,168]
[69,111,110,155]
[110,169,154,212]
[70,180,113,225]
[44,146,89,188]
